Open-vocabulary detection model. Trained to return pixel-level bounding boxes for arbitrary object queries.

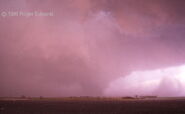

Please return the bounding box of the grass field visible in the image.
[0,97,185,114]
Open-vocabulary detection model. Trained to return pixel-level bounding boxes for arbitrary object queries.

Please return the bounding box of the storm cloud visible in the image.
[0,0,185,97]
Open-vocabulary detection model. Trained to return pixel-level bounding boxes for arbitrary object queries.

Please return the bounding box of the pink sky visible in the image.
[0,0,185,97]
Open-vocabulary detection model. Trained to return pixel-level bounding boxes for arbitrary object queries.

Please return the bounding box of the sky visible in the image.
[0,0,185,97]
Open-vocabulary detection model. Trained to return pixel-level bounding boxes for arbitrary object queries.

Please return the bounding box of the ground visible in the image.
[0,97,185,114]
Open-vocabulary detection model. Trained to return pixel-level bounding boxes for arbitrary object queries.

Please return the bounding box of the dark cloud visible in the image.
[0,0,185,97]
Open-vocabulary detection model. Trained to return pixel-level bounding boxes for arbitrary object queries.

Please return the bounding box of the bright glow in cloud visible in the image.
[104,65,185,97]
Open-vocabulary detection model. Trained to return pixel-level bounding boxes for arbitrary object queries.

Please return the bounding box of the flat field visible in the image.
[0,97,185,114]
